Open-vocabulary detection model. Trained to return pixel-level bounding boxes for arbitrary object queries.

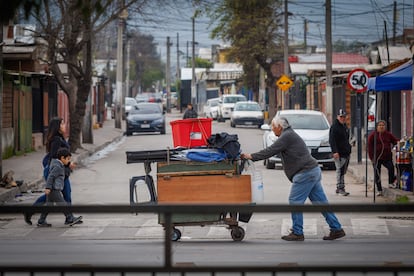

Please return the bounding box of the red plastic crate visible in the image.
[170,118,212,148]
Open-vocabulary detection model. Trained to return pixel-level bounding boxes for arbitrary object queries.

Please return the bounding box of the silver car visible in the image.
[262,109,335,170]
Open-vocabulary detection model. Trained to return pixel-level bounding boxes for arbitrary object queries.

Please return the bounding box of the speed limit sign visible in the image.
[347,68,370,93]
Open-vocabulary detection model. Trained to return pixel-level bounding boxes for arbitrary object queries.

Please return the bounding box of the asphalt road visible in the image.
[1,116,413,270]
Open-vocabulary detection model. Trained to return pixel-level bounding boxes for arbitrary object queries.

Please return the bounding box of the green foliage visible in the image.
[2,146,14,160]
[202,0,283,82]
[333,39,369,54]
[195,57,213,68]
[396,195,410,203]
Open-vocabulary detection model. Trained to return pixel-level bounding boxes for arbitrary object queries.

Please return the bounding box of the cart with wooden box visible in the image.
[126,149,252,242]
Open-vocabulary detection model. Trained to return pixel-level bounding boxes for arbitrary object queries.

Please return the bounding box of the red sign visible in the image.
[347,68,370,93]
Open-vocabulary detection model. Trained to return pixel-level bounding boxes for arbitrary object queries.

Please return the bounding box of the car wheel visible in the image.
[160,126,166,135]
[230,121,235,128]
[266,160,275,169]
[126,131,132,136]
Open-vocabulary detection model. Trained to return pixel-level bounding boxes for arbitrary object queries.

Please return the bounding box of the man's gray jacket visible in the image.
[251,126,318,182]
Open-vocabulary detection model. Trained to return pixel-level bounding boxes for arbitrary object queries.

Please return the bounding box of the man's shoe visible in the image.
[281,232,304,241]
[389,183,398,189]
[323,229,346,240]
[24,212,32,225]
[65,216,83,226]
[37,222,52,227]
[336,189,350,196]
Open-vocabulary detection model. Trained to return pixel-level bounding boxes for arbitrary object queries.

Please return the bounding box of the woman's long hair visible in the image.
[46,117,63,152]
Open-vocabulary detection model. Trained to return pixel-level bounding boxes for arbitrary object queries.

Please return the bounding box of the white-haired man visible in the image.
[241,116,345,241]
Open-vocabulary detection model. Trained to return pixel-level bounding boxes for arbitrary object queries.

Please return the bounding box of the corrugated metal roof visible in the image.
[377,46,412,66]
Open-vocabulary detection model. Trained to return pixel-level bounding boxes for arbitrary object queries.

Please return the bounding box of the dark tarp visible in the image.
[367,59,413,92]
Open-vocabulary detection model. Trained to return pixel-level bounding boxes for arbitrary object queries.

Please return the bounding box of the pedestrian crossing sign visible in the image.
[276,74,293,91]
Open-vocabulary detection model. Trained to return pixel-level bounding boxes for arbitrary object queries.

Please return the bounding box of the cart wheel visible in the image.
[230,226,245,241]
[172,228,182,241]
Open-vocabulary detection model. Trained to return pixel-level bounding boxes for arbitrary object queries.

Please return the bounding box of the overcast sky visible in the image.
[129,0,413,64]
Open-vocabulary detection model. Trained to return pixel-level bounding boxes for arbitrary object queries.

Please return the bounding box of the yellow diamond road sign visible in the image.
[276,74,293,91]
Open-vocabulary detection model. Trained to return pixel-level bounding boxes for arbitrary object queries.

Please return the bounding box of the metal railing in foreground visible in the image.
[0,203,414,275]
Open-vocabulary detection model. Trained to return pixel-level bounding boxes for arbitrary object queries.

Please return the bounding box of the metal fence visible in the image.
[1,203,414,275]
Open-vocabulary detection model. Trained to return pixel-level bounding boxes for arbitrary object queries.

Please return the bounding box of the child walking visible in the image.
[37,148,82,227]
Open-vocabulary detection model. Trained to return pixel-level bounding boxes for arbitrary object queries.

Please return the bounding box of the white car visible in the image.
[217,94,247,122]
[203,98,220,119]
[230,101,264,128]
[262,109,335,170]
[123,97,137,119]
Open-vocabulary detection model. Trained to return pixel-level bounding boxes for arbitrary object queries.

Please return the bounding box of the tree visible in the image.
[195,57,213,68]
[32,0,150,152]
[127,30,164,93]
[201,0,284,119]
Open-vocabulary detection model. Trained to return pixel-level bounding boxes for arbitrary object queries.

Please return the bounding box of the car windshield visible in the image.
[235,103,261,111]
[209,100,219,107]
[223,96,246,103]
[125,98,137,106]
[283,114,329,130]
[130,104,161,114]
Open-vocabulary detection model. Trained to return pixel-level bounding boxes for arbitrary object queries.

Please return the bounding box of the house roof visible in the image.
[290,53,370,75]
[377,46,412,66]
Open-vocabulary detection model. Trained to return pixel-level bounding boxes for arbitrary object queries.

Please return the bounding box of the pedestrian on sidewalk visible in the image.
[368,120,399,196]
[329,109,352,196]
[241,116,346,241]
[24,117,82,225]
[183,103,198,119]
[37,148,82,227]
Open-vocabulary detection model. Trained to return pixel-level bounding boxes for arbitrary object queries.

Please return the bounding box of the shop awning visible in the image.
[367,59,413,92]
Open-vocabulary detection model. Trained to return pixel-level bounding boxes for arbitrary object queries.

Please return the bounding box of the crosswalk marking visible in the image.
[134,218,164,238]
[351,218,389,235]
[1,215,407,239]
[281,218,317,235]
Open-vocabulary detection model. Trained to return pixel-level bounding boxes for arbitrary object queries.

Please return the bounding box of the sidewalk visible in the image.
[1,111,413,204]
[347,144,414,201]
[0,119,125,204]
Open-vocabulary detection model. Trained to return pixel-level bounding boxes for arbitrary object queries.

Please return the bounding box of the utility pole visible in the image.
[166,36,172,113]
[0,23,3,178]
[325,0,333,122]
[304,19,308,51]
[283,0,289,110]
[126,39,131,97]
[191,14,196,107]
[115,2,127,129]
[176,32,180,81]
[392,0,397,46]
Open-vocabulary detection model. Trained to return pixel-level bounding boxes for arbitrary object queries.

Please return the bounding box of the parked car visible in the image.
[125,102,166,136]
[217,94,247,122]
[230,101,264,128]
[203,97,220,119]
[123,97,137,120]
[135,94,149,103]
[261,109,335,170]
[162,92,178,110]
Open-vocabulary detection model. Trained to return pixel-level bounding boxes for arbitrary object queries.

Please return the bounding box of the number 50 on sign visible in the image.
[347,68,370,93]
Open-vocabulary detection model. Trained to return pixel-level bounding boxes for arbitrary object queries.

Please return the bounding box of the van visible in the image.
[217,94,247,122]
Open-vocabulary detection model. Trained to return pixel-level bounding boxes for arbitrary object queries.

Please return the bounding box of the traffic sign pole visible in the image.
[347,68,370,164]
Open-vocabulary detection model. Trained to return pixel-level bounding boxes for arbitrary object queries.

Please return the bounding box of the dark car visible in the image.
[126,103,166,136]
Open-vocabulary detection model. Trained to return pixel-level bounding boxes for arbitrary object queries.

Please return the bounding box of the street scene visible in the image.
[1,0,414,274]
[1,111,414,272]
